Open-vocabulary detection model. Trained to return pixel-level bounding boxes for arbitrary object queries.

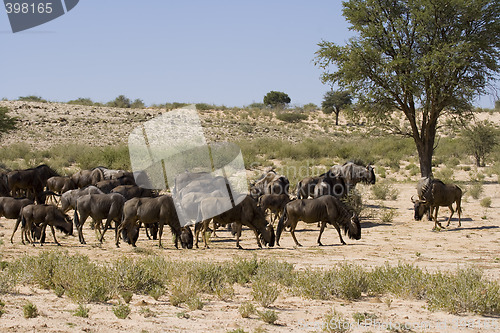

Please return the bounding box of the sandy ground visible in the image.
[0,182,499,333]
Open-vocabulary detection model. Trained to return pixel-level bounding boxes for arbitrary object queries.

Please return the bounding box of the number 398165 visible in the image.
[5,2,53,14]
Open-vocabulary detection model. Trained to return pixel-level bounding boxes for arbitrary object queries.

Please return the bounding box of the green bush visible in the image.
[251,279,279,307]
[67,98,95,106]
[23,302,38,318]
[480,197,492,208]
[371,182,399,200]
[113,303,131,319]
[468,182,484,199]
[73,304,90,318]
[238,301,255,318]
[18,95,47,102]
[276,112,308,123]
[256,309,278,324]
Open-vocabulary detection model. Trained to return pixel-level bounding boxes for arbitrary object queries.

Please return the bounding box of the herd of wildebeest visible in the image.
[0,161,464,250]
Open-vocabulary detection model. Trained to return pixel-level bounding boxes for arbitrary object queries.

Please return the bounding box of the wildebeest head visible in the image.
[411,196,428,221]
[349,214,362,240]
[180,226,194,249]
[259,223,275,247]
[366,165,376,184]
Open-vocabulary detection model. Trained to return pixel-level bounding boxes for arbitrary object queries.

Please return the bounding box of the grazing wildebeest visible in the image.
[60,186,104,213]
[329,161,376,191]
[180,226,194,249]
[118,195,186,249]
[412,177,462,229]
[71,168,104,188]
[96,177,136,194]
[276,195,361,247]
[195,195,275,249]
[73,193,126,244]
[296,176,322,199]
[19,204,72,246]
[7,165,59,203]
[258,193,291,224]
[0,197,34,243]
[250,170,290,199]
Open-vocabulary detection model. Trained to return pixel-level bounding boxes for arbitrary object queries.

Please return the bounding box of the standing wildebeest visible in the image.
[111,185,155,200]
[46,176,77,204]
[60,186,104,213]
[412,177,462,229]
[19,204,72,246]
[0,197,34,243]
[71,168,104,188]
[313,175,347,198]
[276,195,361,247]
[96,177,136,194]
[118,195,187,249]
[250,170,290,199]
[74,193,126,244]
[7,165,59,203]
[258,193,291,224]
[0,172,10,196]
[195,195,275,249]
[329,161,376,191]
[296,176,321,199]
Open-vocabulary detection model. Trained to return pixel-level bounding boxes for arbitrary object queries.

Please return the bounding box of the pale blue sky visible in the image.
[0,1,497,108]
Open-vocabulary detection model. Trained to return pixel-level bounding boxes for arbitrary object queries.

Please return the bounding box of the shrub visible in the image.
[256,309,278,324]
[187,297,204,311]
[18,95,46,102]
[468,182,484,199]
[371,182,398,200]
[323,310,350,333]
[139,307,156,318]
[0,300,5,318]
[107,95,131,108]
[480,197,492,208]
[73,304,90,318]
[239,301,255,318]
[23,302,38,318]
[380,208,396,223]
[113,303,131,319]
[276,112,308,123]
[251,279,279,307]
[120,291,133,304]
[169,278,199,307]
[67,98,95,106]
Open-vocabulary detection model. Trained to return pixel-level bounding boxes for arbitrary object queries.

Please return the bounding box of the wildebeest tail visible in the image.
[276,206,288,245]
[73,205,80,229]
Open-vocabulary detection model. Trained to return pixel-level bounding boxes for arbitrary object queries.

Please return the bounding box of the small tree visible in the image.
[321,90,352,125]
[0,107,17,138]
[108,95,131,108]
[463,121,498,167]
[130,98,145,109]
[263,91,291,109]
[495,100,500,110]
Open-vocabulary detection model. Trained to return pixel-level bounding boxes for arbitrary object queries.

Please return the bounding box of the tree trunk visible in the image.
[414,131,435,178]
[335,111,339,126]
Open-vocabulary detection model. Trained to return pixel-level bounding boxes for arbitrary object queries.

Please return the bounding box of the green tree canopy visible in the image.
[462,121,498,167]
[0,107,17,138]
[315,0,500,177]
[263,91,291,109]
[107,95,131,108]
[322,90,352,125]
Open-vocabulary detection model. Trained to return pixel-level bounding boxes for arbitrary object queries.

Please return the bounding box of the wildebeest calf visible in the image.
[19,204,72,246]
[258,193,291,224]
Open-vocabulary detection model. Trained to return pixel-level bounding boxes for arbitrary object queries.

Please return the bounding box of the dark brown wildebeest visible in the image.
[111,184,155,200]
[71,168,104,188]
[296,176,322,199]
[19,204,72,246]
[0,172,10,196]
[0,197,34,243]
[60,186,104,213]
[195,195,275,249]
[258,193,291,224]
[329,161,376,190]
[250,170,290,199]
[96,177,136,194]
[73,193,126,244]
[276,195,361,247]
[412,177,462,229]
[7,165,59,203]
[46,176,77,204]
[313,175,347,198]
[117,195,187,249]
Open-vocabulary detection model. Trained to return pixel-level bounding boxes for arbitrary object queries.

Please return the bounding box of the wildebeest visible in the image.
[250,170,290,199]
[110,185,155,200]
[118,195,187,249]
[46,176,77,204]
[296,176,322,199]
[276,195,361,247]
[71,168,104,188]
[73,193,126,244]
[0,197,34,243]
[313,174,347,198]
[0,172,10,196]
[7,165,59,203]
[412,177,462,229]
[96,178,136,194]
[329,161,376,190]
[258,193,291,224]
[19,204,72,246]
[195,195,275,249]
[60,186,104,213]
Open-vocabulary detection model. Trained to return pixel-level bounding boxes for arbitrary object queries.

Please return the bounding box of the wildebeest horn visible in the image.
[411,195,416,203]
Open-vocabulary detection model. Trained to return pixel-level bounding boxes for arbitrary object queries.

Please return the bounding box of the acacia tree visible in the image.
[0,107,17,138]
[263,91,291,109]
[463,121,498,167]
[315,0,500,177]
[322,90,352,125]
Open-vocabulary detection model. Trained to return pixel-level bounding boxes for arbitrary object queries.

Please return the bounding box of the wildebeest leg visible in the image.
[289,218,302,247]
[157,221,164,248]
[317,221,327,246]
[433,206,443,229]
[202,220,210,249]
[10,216,22,244]
[100,217,113,243]
[77,213,88,244]
[445,205,455,227]
[331,222,346,245]
[194,222,201,248]
[457,200,462,227]
[47,224,61,246]
[233,223,243,249]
